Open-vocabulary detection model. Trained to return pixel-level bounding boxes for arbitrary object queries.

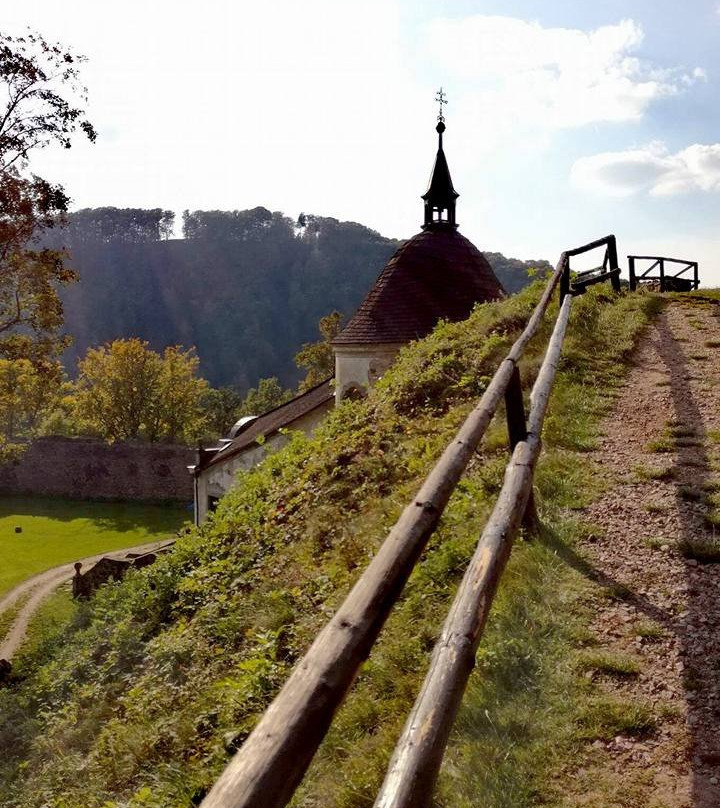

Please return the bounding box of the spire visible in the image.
[422,88,459,230]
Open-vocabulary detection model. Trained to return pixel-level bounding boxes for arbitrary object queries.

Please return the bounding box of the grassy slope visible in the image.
[0,497,190,596]
[0,284,661,808]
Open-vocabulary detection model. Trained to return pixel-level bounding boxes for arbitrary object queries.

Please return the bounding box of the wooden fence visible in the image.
[628,255,699,292]
[200,235,622,808]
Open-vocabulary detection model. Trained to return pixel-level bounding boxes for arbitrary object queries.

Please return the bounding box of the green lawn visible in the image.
[0,496,190,597]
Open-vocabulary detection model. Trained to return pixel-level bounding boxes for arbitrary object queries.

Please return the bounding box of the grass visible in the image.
[677,536,720,562]
[9,586,79,677]
[578,696,656,740]
[575,650,641,677]
[0,596,26,644]
[677,485,704,502]
[633,620,664,640]
[646,435,674,454]
[0,286,665,808]
[0,496,189,597]
[633,463,675,482]
[645,502,668,514]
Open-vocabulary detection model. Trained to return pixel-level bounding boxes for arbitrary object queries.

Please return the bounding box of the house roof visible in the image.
[332,228,505,345]
[201,378,334,470]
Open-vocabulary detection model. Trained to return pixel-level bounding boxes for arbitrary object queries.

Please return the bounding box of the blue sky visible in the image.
[5,0,720,283]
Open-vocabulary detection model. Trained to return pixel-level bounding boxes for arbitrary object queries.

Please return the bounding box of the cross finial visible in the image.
[435,87,447,122]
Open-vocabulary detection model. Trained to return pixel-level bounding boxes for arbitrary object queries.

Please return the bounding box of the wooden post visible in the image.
[559,255,570,300]
[504,365,537,534]
[606,236,621,292]
[374,295,574,808]
[694,262,699,289]
[659,258,665,293]
[629,256,636,291]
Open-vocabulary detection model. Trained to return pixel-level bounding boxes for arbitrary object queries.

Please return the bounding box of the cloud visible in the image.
[571,142,720,196]
[423,16,703,130]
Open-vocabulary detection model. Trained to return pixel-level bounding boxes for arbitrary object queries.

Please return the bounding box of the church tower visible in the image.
[332,93,504,403]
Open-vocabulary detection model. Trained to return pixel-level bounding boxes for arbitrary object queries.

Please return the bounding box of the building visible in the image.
[192,379,334,523]
[191,112,504,523]
[331,115,504,401]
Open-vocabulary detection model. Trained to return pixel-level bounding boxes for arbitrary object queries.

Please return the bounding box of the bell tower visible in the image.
[421,88,459,230]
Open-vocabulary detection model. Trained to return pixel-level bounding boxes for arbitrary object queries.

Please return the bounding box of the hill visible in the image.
[50,207,549,388]
[0,283,662,807]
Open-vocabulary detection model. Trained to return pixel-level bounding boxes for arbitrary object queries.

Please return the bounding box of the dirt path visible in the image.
[559,298,720,807]
[0,539,174,662]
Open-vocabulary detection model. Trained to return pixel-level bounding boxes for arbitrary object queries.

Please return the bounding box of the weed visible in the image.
[645,502,668,514]
[677,485,704,502]
[633,464,675,482]
[669,424,696,439]
[704,510,720,530]
[676,536,720,562]
[575,650,641,677]
[578,697,656,740]
[646,436,674,454]
[633,621,664,640]
[600,582,634,602]
[644,537,671,551]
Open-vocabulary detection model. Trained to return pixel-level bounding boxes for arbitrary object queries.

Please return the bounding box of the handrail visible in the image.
[374,295,573,808]
[201,235,619,808]
[628,255,699,292]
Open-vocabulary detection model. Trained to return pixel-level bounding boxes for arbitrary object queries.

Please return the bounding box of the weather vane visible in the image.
[435,87,447,122]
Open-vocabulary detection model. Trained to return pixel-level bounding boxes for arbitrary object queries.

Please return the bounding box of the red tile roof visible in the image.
[333,228,504,345]
[202,378,334,470]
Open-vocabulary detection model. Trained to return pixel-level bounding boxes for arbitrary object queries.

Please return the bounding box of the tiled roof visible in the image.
[202,378,334,469]
[333,228,505,345]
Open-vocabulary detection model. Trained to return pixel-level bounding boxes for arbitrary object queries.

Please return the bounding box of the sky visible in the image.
[4,0,720,284]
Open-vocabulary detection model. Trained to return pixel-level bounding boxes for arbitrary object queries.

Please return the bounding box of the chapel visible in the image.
[191,108,504,524]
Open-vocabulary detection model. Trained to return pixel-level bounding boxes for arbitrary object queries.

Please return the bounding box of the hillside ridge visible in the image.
[50,207,548,387]
[0,282,674,808]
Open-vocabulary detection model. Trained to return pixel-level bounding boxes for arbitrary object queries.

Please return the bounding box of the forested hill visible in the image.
[51,207,549,388]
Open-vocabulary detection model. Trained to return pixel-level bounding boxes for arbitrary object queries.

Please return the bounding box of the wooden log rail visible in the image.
[628,255,699,292]
[564,234,621,296]
[200,236,620,808]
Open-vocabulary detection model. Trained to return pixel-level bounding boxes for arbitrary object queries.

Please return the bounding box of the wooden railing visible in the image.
[628,255,699,292]
[562,233,621,298]
[200,235,621,808]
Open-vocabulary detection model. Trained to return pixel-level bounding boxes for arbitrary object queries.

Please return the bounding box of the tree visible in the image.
[239,377,292,416]
[0,30,95,363]
[201,386,245,436]
[294,311,342,390]
[0,357,62,457]
[73,339,208,443]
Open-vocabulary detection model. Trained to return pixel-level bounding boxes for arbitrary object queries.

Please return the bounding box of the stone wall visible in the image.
[0,436,194,502]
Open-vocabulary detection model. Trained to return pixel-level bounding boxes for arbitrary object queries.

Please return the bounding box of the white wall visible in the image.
[195,401,333,524]
[333,343,402,403]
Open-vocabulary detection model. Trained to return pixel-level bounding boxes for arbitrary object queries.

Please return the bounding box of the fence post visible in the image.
[694,262,699,290]
[504,365,538,535]
[629,256,636,291]
[659,259,665,293]
[607,236,621,292]
[559,255,570,300]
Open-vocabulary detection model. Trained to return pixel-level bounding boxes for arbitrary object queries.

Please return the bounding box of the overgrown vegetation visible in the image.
[0,284,661,807]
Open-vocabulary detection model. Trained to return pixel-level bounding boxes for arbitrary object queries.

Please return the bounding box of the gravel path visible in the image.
[560,299,720,807]
[0,539,174,662]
